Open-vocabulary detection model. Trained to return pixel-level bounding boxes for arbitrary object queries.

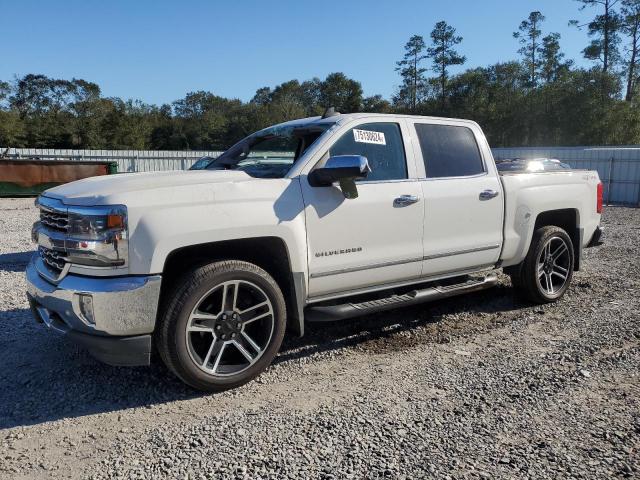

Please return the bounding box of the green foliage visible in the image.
[394,35,429,111]
[0,80,11,105]
[541,33,573,83]
[428,21,466,110]
[319,73,363,113]
[621,0,640,100]
[0,73,364,150]
[572,0,623,73]
[0,110,25,146]
[362,95,392,113]
[514,11,546,86]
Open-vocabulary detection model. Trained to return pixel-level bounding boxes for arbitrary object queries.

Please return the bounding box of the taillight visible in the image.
[596,182,603,214]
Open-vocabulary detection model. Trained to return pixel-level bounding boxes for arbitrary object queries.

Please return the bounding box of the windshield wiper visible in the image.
[206,161,237,170]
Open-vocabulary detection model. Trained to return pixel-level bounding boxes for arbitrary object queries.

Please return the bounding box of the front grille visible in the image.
[39,246,67,274]
[40,209,69,233]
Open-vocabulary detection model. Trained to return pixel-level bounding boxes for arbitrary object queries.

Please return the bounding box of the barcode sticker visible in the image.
[353,129,386,145]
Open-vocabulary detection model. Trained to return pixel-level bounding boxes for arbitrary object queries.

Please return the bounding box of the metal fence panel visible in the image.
[0,147,223,174]
[492,146,640,206]
[2,145,639,205]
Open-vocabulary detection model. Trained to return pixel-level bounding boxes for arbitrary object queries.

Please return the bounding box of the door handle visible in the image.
[394,194,420,207]
[479,189,500,200]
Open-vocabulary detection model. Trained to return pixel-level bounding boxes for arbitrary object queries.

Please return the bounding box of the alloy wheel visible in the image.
[536,236,571,296]
[185,280,275,377]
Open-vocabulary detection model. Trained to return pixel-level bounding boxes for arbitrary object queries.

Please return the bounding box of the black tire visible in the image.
[156,260,286,392]
[510,226,575,304]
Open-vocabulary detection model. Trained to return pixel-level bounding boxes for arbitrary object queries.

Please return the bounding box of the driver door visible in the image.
[300,120,424,298]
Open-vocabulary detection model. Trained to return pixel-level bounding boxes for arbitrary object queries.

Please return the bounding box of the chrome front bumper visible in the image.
[26,255,162,366]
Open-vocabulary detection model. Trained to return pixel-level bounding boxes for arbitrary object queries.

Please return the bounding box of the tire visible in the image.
[156,260,286,392]
[511,226,575,304]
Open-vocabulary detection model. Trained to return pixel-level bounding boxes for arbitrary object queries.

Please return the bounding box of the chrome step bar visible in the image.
[306,274,498,322]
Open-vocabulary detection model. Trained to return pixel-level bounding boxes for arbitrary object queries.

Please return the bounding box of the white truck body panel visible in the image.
[45,171,310,276]
[299,116,424,297]
[499,169,602,267]
[302,179,424,297]
[409,119,505,276]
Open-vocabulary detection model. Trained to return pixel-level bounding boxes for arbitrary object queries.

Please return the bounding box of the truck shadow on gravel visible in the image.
[0,251,34,272]
[0,284,527,430]
[276,283,526,363]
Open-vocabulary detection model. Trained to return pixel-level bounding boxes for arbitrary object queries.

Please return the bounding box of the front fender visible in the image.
[125,178,308,278]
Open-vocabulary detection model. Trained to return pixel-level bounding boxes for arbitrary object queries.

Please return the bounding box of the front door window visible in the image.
[328,122,407,182]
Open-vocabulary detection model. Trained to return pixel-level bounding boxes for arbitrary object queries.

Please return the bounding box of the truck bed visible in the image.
[499,169,601,267]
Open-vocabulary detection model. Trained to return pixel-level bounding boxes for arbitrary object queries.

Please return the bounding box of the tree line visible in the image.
[1,0,640,150]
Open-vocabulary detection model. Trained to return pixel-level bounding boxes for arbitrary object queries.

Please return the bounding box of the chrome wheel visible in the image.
[185,280,274,377]
[537,236,571,296]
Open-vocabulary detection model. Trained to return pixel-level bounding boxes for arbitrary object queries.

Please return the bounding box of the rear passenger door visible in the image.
[412,121,504,276]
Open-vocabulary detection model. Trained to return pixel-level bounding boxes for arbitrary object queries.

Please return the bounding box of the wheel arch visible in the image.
[533,208,582,271]
[159,237,305,337]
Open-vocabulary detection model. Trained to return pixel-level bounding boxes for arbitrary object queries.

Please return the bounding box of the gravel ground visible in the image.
[0,198,638,479]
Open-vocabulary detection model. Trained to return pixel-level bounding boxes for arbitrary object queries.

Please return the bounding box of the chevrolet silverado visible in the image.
[26,112,603,391]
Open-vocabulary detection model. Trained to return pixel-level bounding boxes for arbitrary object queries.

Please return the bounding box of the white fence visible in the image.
[493,146,640,206]
[2,145,640,205]
[0,147,223,173]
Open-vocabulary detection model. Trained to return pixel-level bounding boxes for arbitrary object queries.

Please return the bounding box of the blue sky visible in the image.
[1,0,595,105]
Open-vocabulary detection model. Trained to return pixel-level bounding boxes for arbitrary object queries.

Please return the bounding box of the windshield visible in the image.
[189,156,214,170]
[206,123,331,178]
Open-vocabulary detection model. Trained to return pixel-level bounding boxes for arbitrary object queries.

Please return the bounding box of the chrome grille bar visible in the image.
[40,210,69,232]
[36,197,71,275]
[38,246,68,273]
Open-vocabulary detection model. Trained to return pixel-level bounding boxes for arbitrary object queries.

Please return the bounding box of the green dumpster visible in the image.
[0,160,118,197]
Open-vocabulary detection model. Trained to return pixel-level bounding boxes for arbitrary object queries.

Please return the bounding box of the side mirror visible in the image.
[308,155,371,199]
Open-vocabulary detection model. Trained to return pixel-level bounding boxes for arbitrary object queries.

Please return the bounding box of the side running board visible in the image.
[306,274,498,322]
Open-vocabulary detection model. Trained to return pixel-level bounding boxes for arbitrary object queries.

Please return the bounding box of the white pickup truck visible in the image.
[26,112,604,391]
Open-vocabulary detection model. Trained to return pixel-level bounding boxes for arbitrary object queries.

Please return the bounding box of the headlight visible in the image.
[68,211,126,238]
[35,197,130,272]
[65,205,129,268]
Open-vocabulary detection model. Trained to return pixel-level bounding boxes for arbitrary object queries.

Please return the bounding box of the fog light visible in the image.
[77,294,95,324]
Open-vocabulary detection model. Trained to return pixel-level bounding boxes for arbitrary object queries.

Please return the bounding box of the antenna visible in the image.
[321,107,340,119]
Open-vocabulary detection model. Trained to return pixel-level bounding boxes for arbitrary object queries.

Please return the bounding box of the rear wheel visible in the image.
[156,260,286,392]
[509,226,574,304]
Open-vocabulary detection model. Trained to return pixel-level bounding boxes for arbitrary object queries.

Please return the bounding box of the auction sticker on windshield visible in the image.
[353,129,386,145]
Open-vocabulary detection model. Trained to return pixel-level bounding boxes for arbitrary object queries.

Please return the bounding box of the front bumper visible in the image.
[26,255,162,366]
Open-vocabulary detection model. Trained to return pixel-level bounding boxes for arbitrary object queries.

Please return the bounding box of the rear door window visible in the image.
[414,124,484,178]
[329,122,407,182]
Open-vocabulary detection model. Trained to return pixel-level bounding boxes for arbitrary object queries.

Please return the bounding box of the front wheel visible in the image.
[156,260,286,392]
[509,226,574,304]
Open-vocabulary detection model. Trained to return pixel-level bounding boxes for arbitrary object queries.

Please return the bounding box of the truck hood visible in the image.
[43,170,256,206]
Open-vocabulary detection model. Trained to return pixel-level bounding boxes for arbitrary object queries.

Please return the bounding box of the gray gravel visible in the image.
[0,198,638,479]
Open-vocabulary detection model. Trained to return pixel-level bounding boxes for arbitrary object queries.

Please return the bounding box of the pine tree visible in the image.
[571,0,623,73]
[514,11,546,87]
[622,0,640,100]
[427,21,466,110]
[540,32,572,82]
[395,35,428,111]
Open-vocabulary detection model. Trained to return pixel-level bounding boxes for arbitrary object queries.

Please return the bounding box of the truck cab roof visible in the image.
[267,112,481,132]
